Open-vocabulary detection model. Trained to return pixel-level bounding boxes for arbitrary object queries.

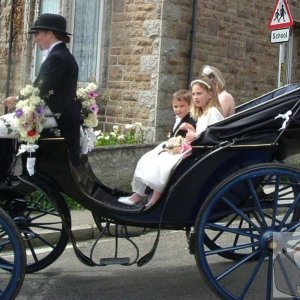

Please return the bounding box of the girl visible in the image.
[201,65,235,118]
[119,76,224,207]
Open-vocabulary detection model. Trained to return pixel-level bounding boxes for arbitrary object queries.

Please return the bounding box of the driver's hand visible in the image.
[3,96,17,109]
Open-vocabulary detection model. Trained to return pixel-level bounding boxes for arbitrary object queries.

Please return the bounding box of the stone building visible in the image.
[1,0,300,142]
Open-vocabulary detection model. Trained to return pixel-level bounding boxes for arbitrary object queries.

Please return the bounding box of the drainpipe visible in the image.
[5,0,15,113]
[187,0,198,89]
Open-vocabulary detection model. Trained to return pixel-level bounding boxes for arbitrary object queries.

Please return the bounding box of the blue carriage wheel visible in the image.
[10,180,70,273]
[0,206,26,299]
[194,163,300,300]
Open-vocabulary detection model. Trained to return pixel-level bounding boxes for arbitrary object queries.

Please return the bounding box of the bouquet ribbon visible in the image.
[81,128,98,154]
[16,143,39,176]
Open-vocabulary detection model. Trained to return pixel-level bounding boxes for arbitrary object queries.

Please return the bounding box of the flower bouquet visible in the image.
[76,82,99,128]
[14,84,45,176]
[77,82,100,154]
[15,85,45,144]
[164,135,184,154]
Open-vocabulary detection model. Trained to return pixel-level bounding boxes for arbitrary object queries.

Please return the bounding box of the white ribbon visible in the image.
[275,110,292,130]
[16,143,39,156]
[17,143,39,176]
[26,157,36,176]
[80,128,98,154]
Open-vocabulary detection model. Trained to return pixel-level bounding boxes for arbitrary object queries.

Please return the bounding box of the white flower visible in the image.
[117,135,125,141]
[165,136,184,149]
[125,124,135,130]
[14,84,45,144]
[134,122,143,128]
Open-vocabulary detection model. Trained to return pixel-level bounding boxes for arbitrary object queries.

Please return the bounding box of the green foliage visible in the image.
[63,194,83,210]
[96,123,144,146]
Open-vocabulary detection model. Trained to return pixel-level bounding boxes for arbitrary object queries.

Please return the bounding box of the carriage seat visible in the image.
[0,139,18,182]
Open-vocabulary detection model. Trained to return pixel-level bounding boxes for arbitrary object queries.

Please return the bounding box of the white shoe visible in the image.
[118,197,136,206]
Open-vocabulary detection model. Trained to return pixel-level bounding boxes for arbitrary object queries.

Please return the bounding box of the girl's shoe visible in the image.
[118,197,136,205]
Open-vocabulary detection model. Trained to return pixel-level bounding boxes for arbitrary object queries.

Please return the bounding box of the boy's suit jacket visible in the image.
[170,113,196,138]
[34,43,81,165]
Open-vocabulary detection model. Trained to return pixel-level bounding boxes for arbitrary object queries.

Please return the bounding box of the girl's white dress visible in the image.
[132,107,224,195]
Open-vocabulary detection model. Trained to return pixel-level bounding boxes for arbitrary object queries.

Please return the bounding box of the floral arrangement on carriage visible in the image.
[76,82,102,154]
[12,82,103,174]
[12,84,46,175]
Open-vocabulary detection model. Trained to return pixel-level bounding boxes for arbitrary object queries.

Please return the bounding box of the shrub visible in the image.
[96,122,144,146]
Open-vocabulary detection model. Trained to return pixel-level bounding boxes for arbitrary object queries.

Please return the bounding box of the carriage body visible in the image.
[1,83,300,299]
[24,82,300,227]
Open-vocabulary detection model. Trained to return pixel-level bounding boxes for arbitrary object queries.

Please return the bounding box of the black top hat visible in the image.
[28,13,71,35]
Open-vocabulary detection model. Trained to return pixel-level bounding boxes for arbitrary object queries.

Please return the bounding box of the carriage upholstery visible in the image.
[192,83,300,150]
[0,139,17,182]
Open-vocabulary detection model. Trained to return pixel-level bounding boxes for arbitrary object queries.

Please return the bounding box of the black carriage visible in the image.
[1,83,300,299]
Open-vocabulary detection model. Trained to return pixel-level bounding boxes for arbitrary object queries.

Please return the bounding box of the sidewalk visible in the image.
[69,209,99,241]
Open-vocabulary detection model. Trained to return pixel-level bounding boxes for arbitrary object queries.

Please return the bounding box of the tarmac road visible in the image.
[16,229,271,300]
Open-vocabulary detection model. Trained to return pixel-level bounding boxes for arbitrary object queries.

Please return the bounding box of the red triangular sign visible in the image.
[269,0,294,30]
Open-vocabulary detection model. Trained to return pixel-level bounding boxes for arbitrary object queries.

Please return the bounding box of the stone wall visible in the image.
[87,143,156,190]
[192,1,300,103]
[2,0,300,143]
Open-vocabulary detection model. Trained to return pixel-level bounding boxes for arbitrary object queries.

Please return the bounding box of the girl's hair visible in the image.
[172,89,192,105]
[190,75,222,119]
[201,65,225,93]
[53,31,70,43]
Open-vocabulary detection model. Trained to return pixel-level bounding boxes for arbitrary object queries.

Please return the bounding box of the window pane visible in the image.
[41,0,59,13]
[73,0,101,82]
[34,0,60,77]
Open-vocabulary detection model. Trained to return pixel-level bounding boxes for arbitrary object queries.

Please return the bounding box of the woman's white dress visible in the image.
[132,107,224,195]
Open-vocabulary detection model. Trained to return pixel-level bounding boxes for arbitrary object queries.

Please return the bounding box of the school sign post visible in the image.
[268,0,294,87]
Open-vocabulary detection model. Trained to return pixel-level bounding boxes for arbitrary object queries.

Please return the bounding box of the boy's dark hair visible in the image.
[172,89,192,105]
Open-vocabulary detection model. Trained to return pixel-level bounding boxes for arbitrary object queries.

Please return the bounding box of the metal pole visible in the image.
[278,43,285,88]
[5,0,15,113]
[187,0,198,89]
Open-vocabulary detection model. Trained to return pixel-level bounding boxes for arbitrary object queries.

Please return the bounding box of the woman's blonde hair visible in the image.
[190,75,222,119]
[201,65,225,94]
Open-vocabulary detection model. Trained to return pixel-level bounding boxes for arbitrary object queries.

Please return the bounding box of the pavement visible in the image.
[51,209,148,243]
[69,209,100,241]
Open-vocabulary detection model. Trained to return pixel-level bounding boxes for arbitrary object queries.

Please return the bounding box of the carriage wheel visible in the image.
[0,206,26,299]
[7,182,70,273]
[195,163,300,300]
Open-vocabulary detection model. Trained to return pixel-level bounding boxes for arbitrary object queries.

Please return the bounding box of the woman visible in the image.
[119,75,224,207]
[2,13,81,166]
[201,65,235,118]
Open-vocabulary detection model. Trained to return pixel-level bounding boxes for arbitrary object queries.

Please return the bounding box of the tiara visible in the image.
[190,79,211,90]
[202,65,214,75]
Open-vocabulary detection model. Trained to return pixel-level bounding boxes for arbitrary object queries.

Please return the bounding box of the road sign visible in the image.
[269,0,294,30]
[271,28,290,43]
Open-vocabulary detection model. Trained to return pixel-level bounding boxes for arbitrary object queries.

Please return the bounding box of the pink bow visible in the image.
[180,142,192,154]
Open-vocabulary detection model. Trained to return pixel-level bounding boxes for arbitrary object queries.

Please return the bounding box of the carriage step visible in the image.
[99,257,130,266]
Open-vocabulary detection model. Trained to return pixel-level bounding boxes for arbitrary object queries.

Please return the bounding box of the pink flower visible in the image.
[87,91,98,98]
[90,103,99,113]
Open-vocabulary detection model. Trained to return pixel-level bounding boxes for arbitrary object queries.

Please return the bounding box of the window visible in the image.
[32,0,103,83]
[33,0,59,78]
[72,0,103,82]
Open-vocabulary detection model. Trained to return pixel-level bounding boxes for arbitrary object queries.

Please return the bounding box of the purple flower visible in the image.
[35,105,45,115]
[87,91,98,98]
[90,103,99,113]
[15,108,24,118]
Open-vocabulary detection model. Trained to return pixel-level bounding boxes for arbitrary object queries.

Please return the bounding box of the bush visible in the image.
[96,123,144,146]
